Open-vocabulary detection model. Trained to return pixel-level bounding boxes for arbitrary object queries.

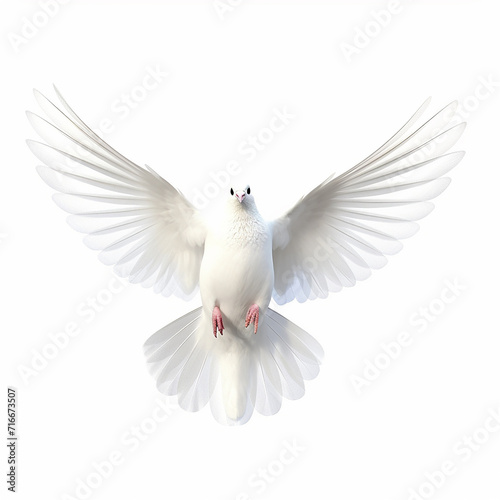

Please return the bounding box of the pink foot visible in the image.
[212,306,224,338]
[245,304,259,334]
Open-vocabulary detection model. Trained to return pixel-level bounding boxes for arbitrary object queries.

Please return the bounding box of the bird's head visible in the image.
[229,185,253,207]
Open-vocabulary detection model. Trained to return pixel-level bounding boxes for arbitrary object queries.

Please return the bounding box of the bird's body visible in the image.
[200,195,273,331]
[184,194,302,423]
[28,89,466,424]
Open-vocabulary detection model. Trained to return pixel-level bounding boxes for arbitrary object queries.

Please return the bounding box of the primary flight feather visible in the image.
[27,89,465,424]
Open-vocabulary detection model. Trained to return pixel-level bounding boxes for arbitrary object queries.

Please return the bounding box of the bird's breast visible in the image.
[199,215,274,323]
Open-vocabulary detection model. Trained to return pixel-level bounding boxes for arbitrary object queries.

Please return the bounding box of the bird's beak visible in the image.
[235,191,246,203]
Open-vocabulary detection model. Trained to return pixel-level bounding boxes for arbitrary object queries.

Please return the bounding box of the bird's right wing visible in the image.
[271,99,465,305]
[27,89,206,299]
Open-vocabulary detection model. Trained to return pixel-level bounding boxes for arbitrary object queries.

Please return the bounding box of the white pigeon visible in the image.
[27,89,465,425]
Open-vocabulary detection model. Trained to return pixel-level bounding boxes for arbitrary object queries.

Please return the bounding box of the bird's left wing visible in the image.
[271,99,465,305]
[27,89,206,299]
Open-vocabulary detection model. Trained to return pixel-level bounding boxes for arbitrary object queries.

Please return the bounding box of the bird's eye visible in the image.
[230,188,234,196]
[246,187,251,195]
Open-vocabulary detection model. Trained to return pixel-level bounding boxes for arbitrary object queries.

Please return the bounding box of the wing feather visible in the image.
[28,90,206,298]
[272,100,465,304]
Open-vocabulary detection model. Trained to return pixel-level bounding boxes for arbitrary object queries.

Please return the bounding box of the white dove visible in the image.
[27,89,465,425]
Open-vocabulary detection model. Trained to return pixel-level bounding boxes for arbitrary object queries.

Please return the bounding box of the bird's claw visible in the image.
[245,304,259,334]
[212,306,224,338]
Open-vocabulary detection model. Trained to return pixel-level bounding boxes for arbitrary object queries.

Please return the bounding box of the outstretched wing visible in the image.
[27,88,206,299]
[272,99,465,305]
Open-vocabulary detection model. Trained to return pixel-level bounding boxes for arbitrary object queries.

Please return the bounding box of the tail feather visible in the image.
[143,306,324,425]
[266,336,306,400]
[253,343,283,416]
[265,310,322,381]
[143,309,201,359]
[145,307,203,396]
[266,310,323,368]
[177,339,214,412]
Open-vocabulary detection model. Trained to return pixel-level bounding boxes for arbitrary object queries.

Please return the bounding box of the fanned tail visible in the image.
[143,307,324,425]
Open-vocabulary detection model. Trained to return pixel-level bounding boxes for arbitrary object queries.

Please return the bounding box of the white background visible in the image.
[1,1,499,499]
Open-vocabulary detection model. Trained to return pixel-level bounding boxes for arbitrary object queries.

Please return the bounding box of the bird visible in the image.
[27,89,465,425]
